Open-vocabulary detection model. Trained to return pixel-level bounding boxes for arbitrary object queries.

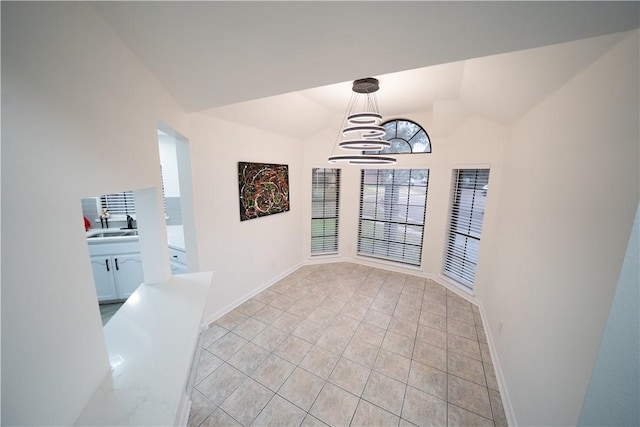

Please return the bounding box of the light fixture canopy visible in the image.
[327,77,396,165]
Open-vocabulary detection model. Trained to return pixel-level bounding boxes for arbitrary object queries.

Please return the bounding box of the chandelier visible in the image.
[328,77,396,165]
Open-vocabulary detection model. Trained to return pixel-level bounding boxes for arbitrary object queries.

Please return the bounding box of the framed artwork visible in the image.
[238,161,290,221]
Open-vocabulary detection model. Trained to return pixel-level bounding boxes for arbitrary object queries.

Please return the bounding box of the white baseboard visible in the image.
[174,393,192,427]
[201,261,304,327]
[303,255,349,266]
[426,272,516,426]
[199,257,516,426]
[473,299,517,427]
[303,257,517,426]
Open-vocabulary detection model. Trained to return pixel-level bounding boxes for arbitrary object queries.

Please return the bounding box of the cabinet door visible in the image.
[171,261,188,275]
[90,256,118,302]
[169,247,188,275]
[113,254,144,299]
[169,248,187,266]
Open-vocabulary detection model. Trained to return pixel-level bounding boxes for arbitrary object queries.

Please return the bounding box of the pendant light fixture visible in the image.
[328,77,397,165]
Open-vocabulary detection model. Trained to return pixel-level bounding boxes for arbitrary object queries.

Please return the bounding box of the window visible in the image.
[358,169,429,266]
[443,169,490,288]
[311,168,340,255]
[101,192,136,217]
[100,166,167,220]
[364,119,431,155]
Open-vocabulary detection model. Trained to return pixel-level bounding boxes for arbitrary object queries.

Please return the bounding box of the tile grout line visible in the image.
[250,273,311,426]
[192,264,503,427]
[255,271,358,426]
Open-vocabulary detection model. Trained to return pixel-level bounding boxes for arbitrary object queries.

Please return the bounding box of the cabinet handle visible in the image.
[172,255,178,258]
[115,258,119,271]
[105,259,110,272]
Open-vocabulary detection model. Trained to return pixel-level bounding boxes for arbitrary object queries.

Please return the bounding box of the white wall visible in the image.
[298,33,639,425]
[188,114,305,322]
[2,4,637,425]
[301,112,507,292]
[579,203,640,426]
[476,32,639,426]
[1,3,188,424]
[158,133,181,197]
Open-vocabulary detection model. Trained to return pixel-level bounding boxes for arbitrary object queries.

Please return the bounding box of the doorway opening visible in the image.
[80,123,197,327]
[157,122,198,274]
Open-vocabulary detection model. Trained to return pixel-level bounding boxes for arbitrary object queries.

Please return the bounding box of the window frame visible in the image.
[364,118,431,155]
[311,167,341,255]
[443,168,490,289]
[357,168,429,266]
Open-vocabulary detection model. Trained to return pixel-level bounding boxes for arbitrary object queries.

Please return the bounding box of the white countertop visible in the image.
[86,225,185,251]
[75,272,213,426]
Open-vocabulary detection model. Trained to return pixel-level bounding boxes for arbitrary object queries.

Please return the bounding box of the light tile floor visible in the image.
[188,262,508,427]
[99,302,124,325]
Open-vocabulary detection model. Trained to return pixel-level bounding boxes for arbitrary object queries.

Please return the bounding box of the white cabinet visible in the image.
[91,256,118,301]
[91,253,143,302]
[89,239,144,303]
[169,247,187,275]
[114,254,144,298]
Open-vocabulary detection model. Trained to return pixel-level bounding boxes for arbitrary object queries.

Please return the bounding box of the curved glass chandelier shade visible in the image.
[347,112,382,125]
[342,125,386,138]
[339,139,391,150]
[328,155,397,165]
[327,78,397,165]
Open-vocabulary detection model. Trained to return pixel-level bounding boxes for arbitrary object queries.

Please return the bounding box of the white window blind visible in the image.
[311,168,340,255]
[101,192,136,217]
[443,169,490,288]
[358,169,429,266]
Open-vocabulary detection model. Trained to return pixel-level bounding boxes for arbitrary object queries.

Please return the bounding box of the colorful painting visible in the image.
[238,162,290,221]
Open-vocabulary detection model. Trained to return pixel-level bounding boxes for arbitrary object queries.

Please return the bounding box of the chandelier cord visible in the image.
[328,77,397,165]
[329,90,359,156]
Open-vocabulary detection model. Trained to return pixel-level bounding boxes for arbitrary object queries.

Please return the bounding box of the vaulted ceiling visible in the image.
[91,2,639,138]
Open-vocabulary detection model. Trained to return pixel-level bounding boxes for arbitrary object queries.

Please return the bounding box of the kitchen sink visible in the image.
[87,230,139,238]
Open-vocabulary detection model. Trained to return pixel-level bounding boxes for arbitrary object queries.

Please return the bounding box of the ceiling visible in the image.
[90,2,639,139]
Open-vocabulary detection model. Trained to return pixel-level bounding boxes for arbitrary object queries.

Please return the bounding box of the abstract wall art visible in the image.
[238,161,290,221]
